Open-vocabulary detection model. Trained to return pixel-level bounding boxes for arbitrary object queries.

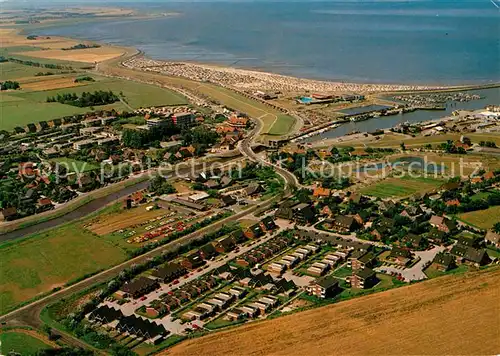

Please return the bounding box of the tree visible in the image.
[493,222,500,234]
[400,142,406,151]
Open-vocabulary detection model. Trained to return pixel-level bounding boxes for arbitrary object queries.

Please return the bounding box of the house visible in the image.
[120,277,159,298]
[117,315,168,340]
[220,176,233,188]
[151,263,186,282]
[320,205,333,217]
[404,233,427,249]
[199,243,218,260]
[431,252,456,272]
[378,200,396,211]
[329,215,359,232]
[428,228,447,244]
[386,247,413,266]
[485,230,500,248]
[0,207,17,221]
[450,244,491,267]
[244,183,262,197]
[244,223,264,239]
[260,216,277,231]
[309,276,341,299]
[483,171,495,180]
[88,305,122,324]
[214,236,237,253]
[429,216,457,234]
[353,211,370,226]
[36,198,53,213]
[349,268,379,289]
[445,199,461,207]
[292,203,316,224]
[348,251,377,271]
[221,194,237,207]
[181,252,205,269]
[204,179,220,189]
[313,186,331,198]
[176,145,196,159]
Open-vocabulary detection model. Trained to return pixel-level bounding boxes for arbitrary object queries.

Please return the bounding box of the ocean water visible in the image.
[36,1,500,85]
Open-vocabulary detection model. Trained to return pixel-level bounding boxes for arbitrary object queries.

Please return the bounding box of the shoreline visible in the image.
[20,15,499,91]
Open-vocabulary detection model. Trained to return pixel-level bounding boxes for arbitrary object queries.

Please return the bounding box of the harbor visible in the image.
[301,87,500,142]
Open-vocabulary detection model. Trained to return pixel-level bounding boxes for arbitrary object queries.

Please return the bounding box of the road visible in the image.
[103,225,288,334]
[0,191,279,345]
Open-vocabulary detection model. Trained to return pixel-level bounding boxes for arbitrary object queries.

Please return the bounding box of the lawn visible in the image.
[267,114,297,136]
[0,331,52,355]
[0,61,66,80]
[424,265,469,279]
[0,76,187,131]
[51,157,100,173]
[0,223,127,315]
[360,176,443,198]
[458,206,500,229]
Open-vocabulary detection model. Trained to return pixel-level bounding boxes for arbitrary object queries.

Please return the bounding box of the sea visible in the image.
[35,0,500,85]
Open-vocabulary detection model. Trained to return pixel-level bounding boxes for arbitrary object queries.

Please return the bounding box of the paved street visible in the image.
[102,225,289,331]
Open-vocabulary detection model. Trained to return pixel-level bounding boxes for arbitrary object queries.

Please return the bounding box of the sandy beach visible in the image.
[124,57,454,94]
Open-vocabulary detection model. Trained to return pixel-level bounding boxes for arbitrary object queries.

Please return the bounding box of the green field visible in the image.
[360,176,443,198]
[0,224,127,315]
[267,115,296,136]
[0,61,65,80]
[0,331,52,355]
[51,158,100,173]
[0,76,188,131]
[458,206,500,229]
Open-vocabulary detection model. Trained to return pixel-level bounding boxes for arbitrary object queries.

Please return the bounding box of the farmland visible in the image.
[0,330,53,355]
[165,267,500,356]
[0,75,188,131]
[458,205,500,229]
[359,176,443,198]
[0,223,127,315]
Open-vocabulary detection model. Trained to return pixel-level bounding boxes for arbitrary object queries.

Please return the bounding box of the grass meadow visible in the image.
[360,176,443,198]
[0,223,127,315]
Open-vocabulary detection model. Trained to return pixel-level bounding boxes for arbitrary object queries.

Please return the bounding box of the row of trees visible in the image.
[0,80,20,90]
[8,57,72,70]
[62,43,101,51]
[47,91,119,107]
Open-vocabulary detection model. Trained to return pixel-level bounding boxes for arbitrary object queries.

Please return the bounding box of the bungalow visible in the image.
[307,262,329,276]
[120,276,159,299]
[88,305,122,324]
[445,199,461,207]
[309,276,341,299]
[431,252,456,272]
[349,268,379,289]
[429,216,457,234]
[240,305,259,318]
[228,286,247,299]
[117,315,168,341]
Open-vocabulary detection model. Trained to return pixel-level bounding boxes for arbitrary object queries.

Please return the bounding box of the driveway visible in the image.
[374,245,446,282]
